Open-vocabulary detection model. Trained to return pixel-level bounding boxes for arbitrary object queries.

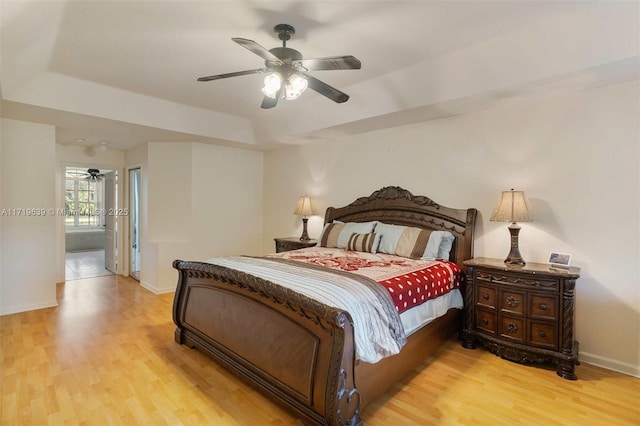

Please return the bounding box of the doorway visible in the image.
[64,167,117,280]
[129,168,141,281]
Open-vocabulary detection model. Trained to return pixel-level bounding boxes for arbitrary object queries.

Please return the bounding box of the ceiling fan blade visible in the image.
[197,68,267,82]
[304,74,350,103]
[261,88,282,109]
[298,55,361,71]
[232,38,282,64]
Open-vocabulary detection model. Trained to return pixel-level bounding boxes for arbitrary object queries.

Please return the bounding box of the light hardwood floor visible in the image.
[1,275,638,425]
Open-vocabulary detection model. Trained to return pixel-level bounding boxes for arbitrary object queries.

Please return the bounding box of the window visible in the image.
[65,168,104,228]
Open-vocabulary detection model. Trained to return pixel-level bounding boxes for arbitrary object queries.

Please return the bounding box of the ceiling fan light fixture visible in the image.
[284,73,308,100]
[261,73,282,98]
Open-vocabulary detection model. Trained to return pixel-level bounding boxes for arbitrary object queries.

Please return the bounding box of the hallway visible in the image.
[65,250,114,280]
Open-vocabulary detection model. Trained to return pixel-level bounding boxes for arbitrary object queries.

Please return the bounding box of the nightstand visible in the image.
[461,257,581,380]
[274,237,318,253]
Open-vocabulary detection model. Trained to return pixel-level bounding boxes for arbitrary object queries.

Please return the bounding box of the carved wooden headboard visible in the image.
[324,186,477,267]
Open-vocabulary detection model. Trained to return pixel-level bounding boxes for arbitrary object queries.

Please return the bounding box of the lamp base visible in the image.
[504,223,526,266]
[299,217,310,241]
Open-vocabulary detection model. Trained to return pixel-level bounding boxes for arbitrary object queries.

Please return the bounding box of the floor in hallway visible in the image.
[65,249,114,280]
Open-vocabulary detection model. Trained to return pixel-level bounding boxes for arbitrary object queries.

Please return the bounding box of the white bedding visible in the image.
[206,256,406,363]
[206,248,463,363]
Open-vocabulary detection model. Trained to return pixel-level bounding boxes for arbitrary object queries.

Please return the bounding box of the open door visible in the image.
[129,168,141,281]
[104,171,117,273]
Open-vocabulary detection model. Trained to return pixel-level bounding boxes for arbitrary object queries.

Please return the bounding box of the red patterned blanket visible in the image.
[267,247,461,314]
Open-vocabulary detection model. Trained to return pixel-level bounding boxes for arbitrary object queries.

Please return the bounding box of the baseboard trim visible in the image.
[580,351,640,378]
[140,280,175,295]
[0,300,58,316]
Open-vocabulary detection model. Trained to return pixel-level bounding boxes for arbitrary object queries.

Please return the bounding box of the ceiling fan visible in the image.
[85,169,104,182]
[197,24,361,109]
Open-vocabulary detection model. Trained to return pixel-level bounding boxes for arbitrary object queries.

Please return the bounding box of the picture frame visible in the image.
[548,252,572,268]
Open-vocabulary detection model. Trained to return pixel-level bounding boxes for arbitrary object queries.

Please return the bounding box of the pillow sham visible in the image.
[375,222,410,255]
[375,222,432,259]
[318,222,345,248]
[346,232,381,253]
[375,222,446,260]
[435,231,455,260]
[318,221,377,248]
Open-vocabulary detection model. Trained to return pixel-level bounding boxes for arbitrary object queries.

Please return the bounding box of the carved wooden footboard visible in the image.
[172,260,362,426]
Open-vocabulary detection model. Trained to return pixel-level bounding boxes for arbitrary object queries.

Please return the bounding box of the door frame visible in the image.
[57,162,125,282]
[127,166,142,280]
[122,164,143,281]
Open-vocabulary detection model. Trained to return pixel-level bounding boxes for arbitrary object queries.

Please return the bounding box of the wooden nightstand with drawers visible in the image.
[274,237,318,253]
[461,257,581,380]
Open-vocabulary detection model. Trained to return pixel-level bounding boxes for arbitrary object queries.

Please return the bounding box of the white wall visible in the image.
[1,119,57,315]
[263,81,640,377]
[190,143,263,257]
[139,141,263,293]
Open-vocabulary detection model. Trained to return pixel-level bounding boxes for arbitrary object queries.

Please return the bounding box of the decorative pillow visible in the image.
[318,221,377,248]
[396,227,434,259]
[336,221,377,248]
[375,221,446,260]
[375,222,411,255]
[318,222,346,248]
[346,232,381,253]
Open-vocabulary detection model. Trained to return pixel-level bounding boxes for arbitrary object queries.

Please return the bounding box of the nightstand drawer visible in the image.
[529,295,557,320]
[476,270,560,292]
[476,285,497,309]
[500,316,525,343]
[476,309,497,335]
[529,321,558,350]
[501,290,525,315]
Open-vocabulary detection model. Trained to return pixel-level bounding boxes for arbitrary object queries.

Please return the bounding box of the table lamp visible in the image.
[294,195,313,241]
[490,189,532,265]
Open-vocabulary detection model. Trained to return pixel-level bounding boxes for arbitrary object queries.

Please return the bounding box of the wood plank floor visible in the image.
[1,275,638,425]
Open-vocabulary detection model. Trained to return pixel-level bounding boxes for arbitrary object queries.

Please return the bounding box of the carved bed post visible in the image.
[461,264,476,349]
[558,277,579,380]
[326,312,362,426]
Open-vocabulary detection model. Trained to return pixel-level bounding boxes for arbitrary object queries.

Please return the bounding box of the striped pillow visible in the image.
[319,222,346,248]
[395,227,433,259]
[346,233,381,253]
[375,222,444,260]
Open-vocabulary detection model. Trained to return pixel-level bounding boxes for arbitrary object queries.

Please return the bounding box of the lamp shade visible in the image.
[490,189,532,223]
[294,196,313,217]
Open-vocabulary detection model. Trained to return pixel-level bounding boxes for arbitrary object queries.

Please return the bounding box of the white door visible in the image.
[104,171,117,273]
[129,168,141,279]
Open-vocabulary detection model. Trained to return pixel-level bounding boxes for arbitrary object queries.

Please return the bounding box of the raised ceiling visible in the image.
[1,1,638,151]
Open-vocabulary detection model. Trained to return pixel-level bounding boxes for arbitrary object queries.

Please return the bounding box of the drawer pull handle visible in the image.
[506,322,518,333]
[482,318,489,325]
[482,293,490,300]
[539,330,547,338]
[506,296,520,308]
[539,303,548,310]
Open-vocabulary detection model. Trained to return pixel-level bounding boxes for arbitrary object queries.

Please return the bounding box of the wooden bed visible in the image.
[172,186,477,425]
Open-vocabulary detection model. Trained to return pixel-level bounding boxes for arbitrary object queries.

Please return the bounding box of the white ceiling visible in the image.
[1,0,638,151]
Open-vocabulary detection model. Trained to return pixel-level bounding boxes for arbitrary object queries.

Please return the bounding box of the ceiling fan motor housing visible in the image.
[274,23,295,42]
[268,47,303,64]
